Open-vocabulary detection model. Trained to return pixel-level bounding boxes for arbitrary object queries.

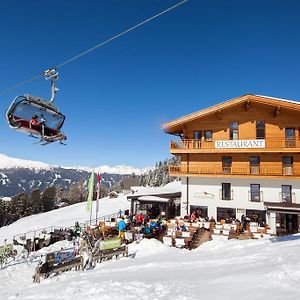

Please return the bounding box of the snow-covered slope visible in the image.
[0,195,130,242]
[0,189,300,299]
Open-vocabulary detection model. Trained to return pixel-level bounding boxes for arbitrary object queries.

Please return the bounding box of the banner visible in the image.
[86,170,95,212]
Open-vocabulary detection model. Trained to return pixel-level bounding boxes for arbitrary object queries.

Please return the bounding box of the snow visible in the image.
[64,165,151,175]
[130,180,181,197]
[1,235,300,299]
[0,195,130,243]
[1,184,300,299]
[138,195,171,202]
[0,153,51,171]
[0,152,150,175]
[255,94,300,105]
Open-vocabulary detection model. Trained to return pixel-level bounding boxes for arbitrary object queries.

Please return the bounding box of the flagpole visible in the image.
[95,173,101,225]
[86,170,95,226]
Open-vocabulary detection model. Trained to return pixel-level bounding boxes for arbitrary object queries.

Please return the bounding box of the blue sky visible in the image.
[0,0,300,168]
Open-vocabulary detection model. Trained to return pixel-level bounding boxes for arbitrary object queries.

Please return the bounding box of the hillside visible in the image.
[0,195,299,299]
[0,153,145,196]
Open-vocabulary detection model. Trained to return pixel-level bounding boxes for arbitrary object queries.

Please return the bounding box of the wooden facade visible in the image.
[163,94,300,179]
[163,94,300,234]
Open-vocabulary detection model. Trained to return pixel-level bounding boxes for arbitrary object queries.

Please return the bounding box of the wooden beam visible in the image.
[274,106,280,117]
[245,100,251,111]
[217,110,222,120]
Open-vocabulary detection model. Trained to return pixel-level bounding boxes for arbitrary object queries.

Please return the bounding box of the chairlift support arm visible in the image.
[43,69,59,103]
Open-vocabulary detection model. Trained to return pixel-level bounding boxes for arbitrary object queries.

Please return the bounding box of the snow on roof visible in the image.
[138,195,171,203]
[130,181,181,197]
[255,94,300,106]
[1,196,12,202]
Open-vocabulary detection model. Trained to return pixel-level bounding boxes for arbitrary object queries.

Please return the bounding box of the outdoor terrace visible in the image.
[169,164,300,179]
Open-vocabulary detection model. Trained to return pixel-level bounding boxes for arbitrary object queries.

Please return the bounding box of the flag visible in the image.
[96,173,101,213]
[86,170,95,212]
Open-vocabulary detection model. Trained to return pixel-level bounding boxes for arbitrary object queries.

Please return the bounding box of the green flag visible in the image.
[86,170,95,212]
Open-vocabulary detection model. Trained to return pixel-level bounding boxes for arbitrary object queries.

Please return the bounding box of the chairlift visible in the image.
[6,69,67,145]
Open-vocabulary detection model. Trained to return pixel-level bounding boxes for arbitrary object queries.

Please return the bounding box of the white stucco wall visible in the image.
[181,176,300,224]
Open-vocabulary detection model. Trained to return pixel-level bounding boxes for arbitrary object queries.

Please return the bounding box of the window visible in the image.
[285,128,295,147]
[193,131,202,140]
[222,156,232,174]
[221,183,232,200]
[281,185,292,203]
[189,205,208,218]
[282,156,293,175]
[250,156,260,174]
[229,122,239,140]
[256,121,265,139]
[250,184,261,202]
[204,130,212,141]
[217,207,236,222]
[246,209,266,225]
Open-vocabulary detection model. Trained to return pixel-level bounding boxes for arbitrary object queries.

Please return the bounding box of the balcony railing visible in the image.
[248,191,263,202]
[219,189,233,200]
[169,164,300,177]
[170,138,300,151]
[279,192,296,204]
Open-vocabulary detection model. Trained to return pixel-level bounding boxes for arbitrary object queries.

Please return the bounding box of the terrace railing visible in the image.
[169,164,300,177]
[170,137,300,151]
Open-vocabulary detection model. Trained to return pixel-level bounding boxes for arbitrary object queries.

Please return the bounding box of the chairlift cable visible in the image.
[0,0,189,96]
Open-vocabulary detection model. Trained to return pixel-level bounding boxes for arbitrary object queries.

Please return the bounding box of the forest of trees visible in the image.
[0,181,109,228]
[139,156,179,187]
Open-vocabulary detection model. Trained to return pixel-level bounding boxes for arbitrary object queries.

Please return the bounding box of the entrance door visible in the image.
[286,214,298,234]
[276,213,299,235]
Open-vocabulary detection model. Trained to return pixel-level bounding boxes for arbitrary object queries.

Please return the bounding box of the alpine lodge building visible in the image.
[162,94,300,236]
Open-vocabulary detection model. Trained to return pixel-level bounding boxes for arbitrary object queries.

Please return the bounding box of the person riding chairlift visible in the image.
[30,115,40,126]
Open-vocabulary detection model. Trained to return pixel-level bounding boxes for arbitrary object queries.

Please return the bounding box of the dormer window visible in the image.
[229,122,238,140]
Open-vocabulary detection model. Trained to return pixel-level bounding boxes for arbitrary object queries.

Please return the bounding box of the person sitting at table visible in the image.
[180,224,188,232]
[190,211,197,222]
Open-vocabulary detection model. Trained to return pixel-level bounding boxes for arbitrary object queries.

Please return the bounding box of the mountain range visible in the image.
[0,153,146,197]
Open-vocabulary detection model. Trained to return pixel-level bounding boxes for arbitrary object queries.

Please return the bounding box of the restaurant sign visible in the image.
[194,192,215,199]
[215,139,265,149]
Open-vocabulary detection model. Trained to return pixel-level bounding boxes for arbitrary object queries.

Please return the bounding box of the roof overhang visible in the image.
[137,195,171,203]
[265,202,300,214]
[162,94,300,135]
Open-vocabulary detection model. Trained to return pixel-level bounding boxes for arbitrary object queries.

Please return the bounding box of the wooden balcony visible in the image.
[170,138,300,153]
[169,164,300,179]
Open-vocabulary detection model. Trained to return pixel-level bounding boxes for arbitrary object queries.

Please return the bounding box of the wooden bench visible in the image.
[33,248,83,283]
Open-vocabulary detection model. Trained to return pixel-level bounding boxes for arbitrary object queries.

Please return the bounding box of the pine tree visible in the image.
[42,186,56,212]
[31,189,43,214]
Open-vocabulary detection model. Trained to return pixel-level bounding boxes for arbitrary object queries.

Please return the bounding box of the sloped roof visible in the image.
[162,94,300,134]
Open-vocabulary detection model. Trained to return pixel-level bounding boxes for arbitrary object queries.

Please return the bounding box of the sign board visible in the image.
[194,192,215,199]
[237,208,245,214]
[215,139,265,149]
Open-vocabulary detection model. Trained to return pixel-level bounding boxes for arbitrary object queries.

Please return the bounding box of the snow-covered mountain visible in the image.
[0,153,145,196]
